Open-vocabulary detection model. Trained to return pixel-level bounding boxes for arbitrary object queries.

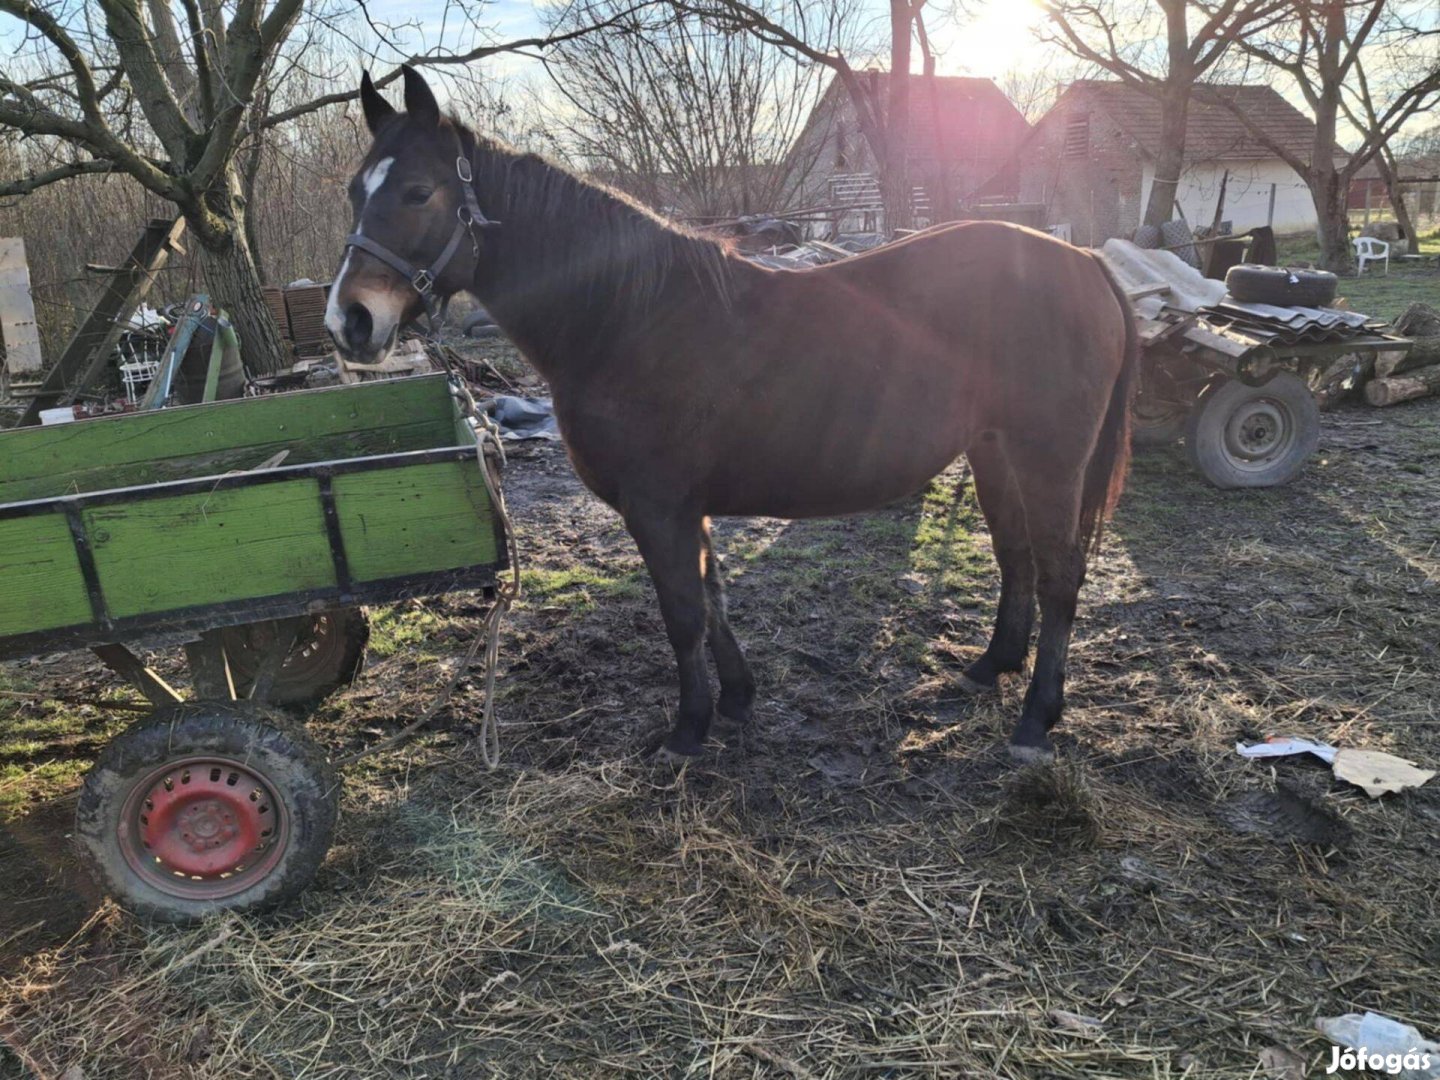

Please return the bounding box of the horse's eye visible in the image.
[402,187,433,206]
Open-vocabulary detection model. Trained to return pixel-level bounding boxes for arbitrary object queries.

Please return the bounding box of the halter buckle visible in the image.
[456,155,473,184]
[412,268,435,294]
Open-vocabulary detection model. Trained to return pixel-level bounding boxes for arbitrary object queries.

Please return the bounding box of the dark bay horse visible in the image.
[327,67,1137,763]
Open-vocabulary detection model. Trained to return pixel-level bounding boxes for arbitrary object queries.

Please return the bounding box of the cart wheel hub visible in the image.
[1225,399,1291,462]
[122,757,288,896]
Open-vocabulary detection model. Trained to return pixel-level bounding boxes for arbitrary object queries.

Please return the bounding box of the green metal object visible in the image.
[0,374,505,656]
[201,317,241,404]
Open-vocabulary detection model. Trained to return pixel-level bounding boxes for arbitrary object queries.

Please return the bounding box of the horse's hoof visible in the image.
[1008,741,1056,766]
[716,701,754,727]
[660,731,707,760]
[958,674,996,695]
[654,746,698,768]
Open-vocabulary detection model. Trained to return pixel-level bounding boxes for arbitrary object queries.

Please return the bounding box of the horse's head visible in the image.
[326,66,493,363]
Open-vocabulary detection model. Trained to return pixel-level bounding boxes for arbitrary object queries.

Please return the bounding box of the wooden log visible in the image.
[1375,335,1440,378]
[1364,363,1440,406]
[1394,301,1440,338]
[1374,303,1440,378]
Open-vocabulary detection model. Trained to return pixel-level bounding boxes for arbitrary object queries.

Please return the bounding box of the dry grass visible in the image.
[3,397,1439,1079]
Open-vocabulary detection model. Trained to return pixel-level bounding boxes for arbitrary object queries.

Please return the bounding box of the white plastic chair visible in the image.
[1354,236,1389,275]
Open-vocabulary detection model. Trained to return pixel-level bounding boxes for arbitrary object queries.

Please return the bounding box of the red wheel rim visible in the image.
[119,756,289,900]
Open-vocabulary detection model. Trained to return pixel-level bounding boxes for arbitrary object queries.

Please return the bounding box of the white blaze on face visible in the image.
[326,157,406,350]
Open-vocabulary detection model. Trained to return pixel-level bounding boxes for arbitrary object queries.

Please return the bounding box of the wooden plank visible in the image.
[0,512,93,637]
[333,460,497,582]
[1181,323,1255,361]
[0,238,43,375]
[85,481,336,619]
[20,219,187,423]
[0,374,456,505]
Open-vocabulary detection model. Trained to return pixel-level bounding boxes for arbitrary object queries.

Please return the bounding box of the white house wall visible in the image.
[1140,160,1318,234]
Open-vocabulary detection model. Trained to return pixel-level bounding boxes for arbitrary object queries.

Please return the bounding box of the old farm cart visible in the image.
[0,374,507,920]
[1130,305,1412,488]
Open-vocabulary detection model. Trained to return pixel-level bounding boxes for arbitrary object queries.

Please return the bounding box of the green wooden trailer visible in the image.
[0,373,508,920]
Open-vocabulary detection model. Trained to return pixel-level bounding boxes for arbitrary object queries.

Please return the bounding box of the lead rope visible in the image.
[334,378,520,771]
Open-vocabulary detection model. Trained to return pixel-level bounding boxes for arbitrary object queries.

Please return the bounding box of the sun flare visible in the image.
[927,0,1048,79]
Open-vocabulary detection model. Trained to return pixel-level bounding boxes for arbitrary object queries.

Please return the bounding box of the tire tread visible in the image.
[75,702,339,923]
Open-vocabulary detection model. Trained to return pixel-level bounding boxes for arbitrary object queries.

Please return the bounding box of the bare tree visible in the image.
[667,0,933,230]
[1044,0,1288,231]
[1335,2,1440,249]
[0,1,648,375]
[1,0,306,372]
[996,66,1070,124]
[1209,0,1440,271]
[541,2,837,218]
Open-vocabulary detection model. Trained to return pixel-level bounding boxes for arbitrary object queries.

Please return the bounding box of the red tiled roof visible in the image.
[1070,80,1321,162]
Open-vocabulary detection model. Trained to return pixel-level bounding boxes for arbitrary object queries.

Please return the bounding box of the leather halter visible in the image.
[343,136,499,324]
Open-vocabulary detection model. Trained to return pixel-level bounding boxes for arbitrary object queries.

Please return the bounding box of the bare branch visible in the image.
[0,157,117,200]
[260,9,662,130]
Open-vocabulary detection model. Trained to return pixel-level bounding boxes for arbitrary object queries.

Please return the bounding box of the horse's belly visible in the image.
[706,434,965,519]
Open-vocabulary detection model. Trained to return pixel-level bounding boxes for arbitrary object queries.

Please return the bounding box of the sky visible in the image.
[2,0,1433,144]
[320,0,1054,81]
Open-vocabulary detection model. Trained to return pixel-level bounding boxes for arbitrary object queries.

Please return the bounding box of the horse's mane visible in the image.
[455,119,736,326]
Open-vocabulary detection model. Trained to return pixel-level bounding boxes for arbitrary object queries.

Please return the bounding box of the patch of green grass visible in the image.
[1340,266,1440,324]
[0,670,130,822]
[519,566,645,611]
[0,759,91,820]
[909,476,991,593]
[366,603,457,658]
[1274,231,1324,265]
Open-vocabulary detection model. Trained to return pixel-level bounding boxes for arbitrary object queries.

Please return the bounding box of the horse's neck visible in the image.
[471,160,718,381]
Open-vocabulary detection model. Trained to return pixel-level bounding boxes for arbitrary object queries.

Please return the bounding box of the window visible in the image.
[1064,114,1090,159]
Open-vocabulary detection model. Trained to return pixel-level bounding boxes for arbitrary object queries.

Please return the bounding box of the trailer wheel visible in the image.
[222,609,369,709]
[75,702,338,923]
[1185,373,1320,489]
[1131,392,1189,448]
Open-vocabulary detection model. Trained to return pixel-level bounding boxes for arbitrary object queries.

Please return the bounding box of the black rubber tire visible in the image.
[1161,219,1201,269]
[462,309,501,338]
[1131,394,1190,448]
[1184,373,1320,489]
[75,702,339,923]
[1224,264,1338,307]
[221,609,369,710]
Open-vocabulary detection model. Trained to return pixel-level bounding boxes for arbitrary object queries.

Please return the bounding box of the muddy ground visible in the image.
[1,385,1438,1078]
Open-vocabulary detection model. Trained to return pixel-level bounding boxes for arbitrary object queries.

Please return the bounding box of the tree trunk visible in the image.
[882,0,913,233]
[1374,149,1418,251]
[190,194,288,376]
[1143,84,1190,229]
[1312,170,1354,274]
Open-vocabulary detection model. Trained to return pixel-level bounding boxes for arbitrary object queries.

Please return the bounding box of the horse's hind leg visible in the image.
[962,439,1036,691]
[625,504,713,756]
[701,518,755,726]
[1008,469,1087,763]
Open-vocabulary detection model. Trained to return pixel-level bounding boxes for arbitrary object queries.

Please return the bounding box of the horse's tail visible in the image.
[1078,255,1139,557]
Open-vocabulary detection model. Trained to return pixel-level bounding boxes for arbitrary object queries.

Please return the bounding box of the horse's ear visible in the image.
[401,64,439,128]
[359,71,395,136]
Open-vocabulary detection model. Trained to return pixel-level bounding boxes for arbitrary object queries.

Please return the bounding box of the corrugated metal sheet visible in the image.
[1199,301,1383,345]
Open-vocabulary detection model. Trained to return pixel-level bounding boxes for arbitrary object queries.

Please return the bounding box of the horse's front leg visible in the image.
[626,504,713,756]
